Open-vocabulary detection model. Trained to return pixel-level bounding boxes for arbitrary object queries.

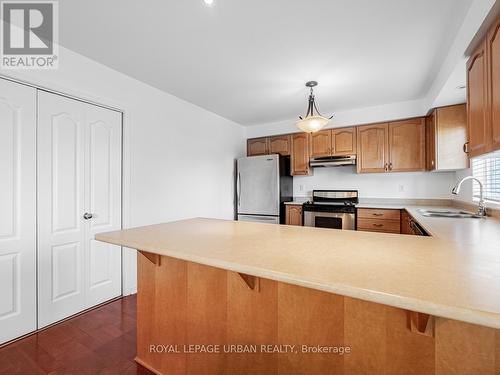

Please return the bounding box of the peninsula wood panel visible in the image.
[227,273,278,375]
[278,283,344,374]
[187,262,227,375]
[247,137,269,156]
[136,255,500,375]
[435,319,496,375]
[332,127,356,155]
[467,40,489,157]
[388,118,426,172]
[269,135,291,156]
[487,17,500,152]
[356,123,389,173]
[310,130,332,157]
[136,252,188,375]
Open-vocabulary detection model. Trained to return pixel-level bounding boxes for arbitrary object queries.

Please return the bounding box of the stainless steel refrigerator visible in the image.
[236,154,293,224]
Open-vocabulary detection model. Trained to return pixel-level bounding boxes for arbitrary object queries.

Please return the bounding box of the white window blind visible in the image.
[471,151,500,203]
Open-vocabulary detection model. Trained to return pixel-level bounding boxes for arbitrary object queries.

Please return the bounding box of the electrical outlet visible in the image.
[299,184,304,192]
[398,184,404,192]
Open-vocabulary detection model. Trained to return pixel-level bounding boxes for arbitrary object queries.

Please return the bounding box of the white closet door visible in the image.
[85,104,122,307]
[38,91,122,328]
[0,79,37,344]
[38,92,87,327]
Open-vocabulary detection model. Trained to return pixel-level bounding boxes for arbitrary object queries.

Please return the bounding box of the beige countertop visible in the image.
[96,217,500,329]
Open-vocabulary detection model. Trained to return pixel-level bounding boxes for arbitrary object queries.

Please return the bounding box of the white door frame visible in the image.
[0,74,136,297]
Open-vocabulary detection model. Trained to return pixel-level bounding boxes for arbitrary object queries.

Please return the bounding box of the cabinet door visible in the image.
[332,127,356,155]
[38,92,122,328]
[247,137,269,156]
[291,133,312,176]
[285,205,303,226]
[356,123,389,173]
[487,18,500,152]
[435,105,468,170]
[310,130,331,158]
[401,210,413,235]
[467,41,489,157]
[426,112,436,171]
[269,135,291,156]
[388,118,426,172]
[0,79,36,344]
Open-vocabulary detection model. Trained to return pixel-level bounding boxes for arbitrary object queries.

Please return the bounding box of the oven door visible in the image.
[303,211,355,230]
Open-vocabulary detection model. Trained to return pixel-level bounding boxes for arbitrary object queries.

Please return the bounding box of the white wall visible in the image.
[294,168,454,199]
[1,46,246,295]
[246,99,427,138]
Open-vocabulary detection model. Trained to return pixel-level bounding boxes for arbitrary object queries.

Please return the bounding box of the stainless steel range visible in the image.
[303,190,358,230]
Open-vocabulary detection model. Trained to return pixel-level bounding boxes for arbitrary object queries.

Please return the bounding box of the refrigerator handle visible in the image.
[237,172,241,207]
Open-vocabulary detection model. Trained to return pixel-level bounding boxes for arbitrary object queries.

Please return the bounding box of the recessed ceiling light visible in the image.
[203,0,215,6]
[456,85,466,90]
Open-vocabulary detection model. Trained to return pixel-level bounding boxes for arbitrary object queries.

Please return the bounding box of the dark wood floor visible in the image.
[0,295,154,375]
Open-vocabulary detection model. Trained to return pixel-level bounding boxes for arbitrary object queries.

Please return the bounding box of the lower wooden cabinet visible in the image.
[285,204,303,226]
[357,208,401,234]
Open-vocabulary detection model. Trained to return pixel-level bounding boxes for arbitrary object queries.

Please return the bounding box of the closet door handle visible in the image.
[83,213,93,220]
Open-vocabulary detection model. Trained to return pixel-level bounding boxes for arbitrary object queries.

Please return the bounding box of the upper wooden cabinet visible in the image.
[269,135,291,156]
[388,118,426,172]
[357,118,425,173]
[310,130,331,158]
[487,17,500,152]
[247,137,269,156]
[291,133,312,176]
[467,40,489,157]
[332,127,356,156]
[310,127,357,158]
[426,104,468,171]
[356,123,389,173]
[426,112,436,170]
[247,135,291,156]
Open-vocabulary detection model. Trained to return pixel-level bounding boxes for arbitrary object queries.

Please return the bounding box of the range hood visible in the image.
[310,155,356,168]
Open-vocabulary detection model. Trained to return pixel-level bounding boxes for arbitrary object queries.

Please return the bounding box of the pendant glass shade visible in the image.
[296,115,330,133]
[296,81,333,133]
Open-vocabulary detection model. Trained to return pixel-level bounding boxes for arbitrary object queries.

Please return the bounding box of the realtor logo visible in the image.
[1,1,58,69]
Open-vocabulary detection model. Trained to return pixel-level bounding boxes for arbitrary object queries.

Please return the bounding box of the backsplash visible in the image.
[293,166,455,199]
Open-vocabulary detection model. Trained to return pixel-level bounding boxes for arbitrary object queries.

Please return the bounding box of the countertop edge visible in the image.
[97,232,500,330]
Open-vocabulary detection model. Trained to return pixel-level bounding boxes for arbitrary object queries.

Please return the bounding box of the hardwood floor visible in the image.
[0,295,153,375]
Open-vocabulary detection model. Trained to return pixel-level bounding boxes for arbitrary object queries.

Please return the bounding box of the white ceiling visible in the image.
[59,0,473,125]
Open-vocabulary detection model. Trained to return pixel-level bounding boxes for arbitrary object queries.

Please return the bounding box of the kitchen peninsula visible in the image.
[96,218,500,375]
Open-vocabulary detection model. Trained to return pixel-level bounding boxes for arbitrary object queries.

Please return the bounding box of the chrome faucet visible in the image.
[452,176,487,217]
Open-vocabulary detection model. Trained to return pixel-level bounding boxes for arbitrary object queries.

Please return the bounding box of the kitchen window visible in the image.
[472,151,500,203]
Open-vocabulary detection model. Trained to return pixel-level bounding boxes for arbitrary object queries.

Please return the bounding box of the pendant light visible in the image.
[296,81,333,133]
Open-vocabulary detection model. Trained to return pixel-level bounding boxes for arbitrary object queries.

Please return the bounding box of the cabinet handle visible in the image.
[372,223,384,227]
[463,142,469,154]
[389,162,393,171]
[83,213,93,220]
[372,213,384,217]
[384,163,388,172]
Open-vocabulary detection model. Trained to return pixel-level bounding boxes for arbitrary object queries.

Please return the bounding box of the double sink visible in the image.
[417,209,482,219]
